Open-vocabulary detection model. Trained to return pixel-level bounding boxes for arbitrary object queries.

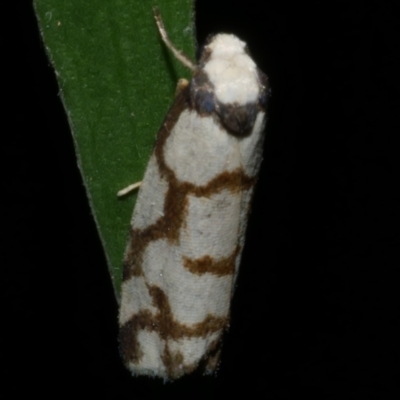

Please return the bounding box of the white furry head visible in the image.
[203,34,259,105]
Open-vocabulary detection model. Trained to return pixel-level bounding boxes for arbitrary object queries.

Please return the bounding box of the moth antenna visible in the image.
[153,7,196,72]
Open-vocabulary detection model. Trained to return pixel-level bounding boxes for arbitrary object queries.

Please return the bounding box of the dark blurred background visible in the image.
[2,1,399,398]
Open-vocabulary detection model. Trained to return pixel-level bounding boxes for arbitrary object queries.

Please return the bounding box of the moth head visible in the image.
[199,34,259,107]
[203,34,248,59]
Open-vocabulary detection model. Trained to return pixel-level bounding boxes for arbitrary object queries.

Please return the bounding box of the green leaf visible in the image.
[33,0,195,300]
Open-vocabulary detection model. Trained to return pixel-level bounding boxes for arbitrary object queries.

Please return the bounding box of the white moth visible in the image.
[118,10,269,380]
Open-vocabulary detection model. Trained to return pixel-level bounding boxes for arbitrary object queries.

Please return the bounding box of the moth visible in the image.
[118,10,269,380]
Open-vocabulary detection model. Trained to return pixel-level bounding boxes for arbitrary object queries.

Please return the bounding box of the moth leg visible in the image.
[153,7,196,72]
[175,78,189,97]
[117,181,142,197]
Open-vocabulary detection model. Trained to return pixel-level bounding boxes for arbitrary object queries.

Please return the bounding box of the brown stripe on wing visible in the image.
[122,178,190,280]
[122,85,191,280]
[161,344,197,379]
[119,283,226,373]
[183,245,240,276]
[122,166,256,281]
[190,168,256,197]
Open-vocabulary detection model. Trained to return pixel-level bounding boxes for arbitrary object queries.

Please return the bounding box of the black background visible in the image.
[3,1,399,398]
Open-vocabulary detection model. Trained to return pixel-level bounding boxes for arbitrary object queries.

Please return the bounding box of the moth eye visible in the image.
[198,92,215,113]
[191,82,215,115]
